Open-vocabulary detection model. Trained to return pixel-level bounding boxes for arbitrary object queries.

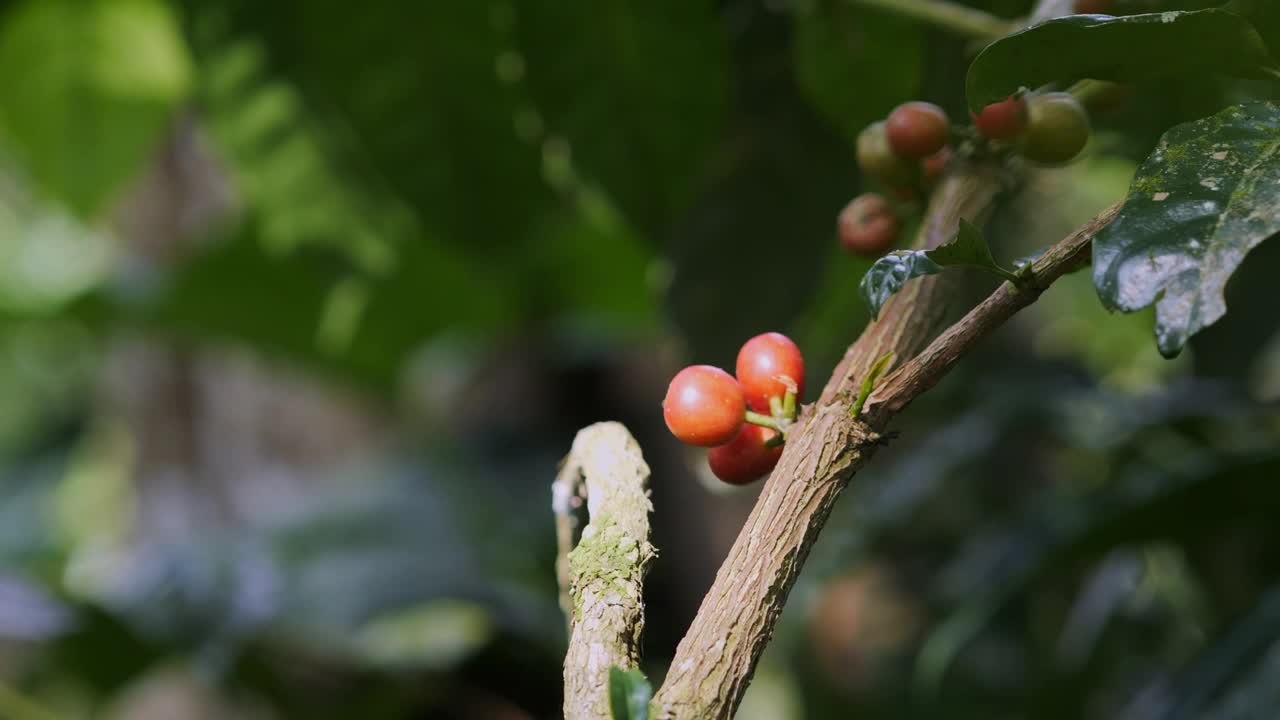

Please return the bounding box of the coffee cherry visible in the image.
[708,424,783,485]
[736,332,805,412]
[921,147,952,189]
[885,101,950,160]
[809,567,920,691]
[971,96,1027,141]
[663,365,745,447]
[1080,81,1134,115]
[838,193,899,258]
[1074,0,1110,13]
[857,121,915,189]
[1020,92,1090,165]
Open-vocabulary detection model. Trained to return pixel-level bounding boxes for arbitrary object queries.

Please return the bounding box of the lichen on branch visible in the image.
[556,422,655,720]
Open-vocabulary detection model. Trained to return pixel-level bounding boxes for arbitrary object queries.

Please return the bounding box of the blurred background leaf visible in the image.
[0,1,1276,719]
[0,0,192,217]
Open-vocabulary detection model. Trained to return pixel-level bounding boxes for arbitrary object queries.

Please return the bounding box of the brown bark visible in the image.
[650,164,1004,718]
[557,422,655,720]
[650,178,1118,719]
[863,202,1121,423]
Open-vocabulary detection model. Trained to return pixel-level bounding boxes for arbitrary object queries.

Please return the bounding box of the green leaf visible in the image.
[1230,0,1280,59]
[1121,584,1280,720]
[354,600,493,670]
[793,1,924,147]
[859,250,943,321]
[859,220,1011,319]
[1093,101,1280,357]
[851,351,894,419]
[0,164,113,313]
[918,451,1280,697]
[0,0,192,217]
[965,10,1277,111]
[515,0,730,233]
[929,219,1001,270]
[168,11,659,388]
[608,667,652,720]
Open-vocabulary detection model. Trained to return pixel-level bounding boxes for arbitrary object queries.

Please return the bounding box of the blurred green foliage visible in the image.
[0,0,1277,718]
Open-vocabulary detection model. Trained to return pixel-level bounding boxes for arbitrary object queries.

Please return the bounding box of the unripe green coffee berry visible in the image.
[857,121,915,189]
[1020,93,1090,165]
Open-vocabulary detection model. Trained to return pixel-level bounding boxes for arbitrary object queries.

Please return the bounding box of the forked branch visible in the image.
[552,185,1121,718]
[650,187,1120,718]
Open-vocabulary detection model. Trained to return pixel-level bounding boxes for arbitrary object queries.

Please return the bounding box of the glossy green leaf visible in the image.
[859,220,1010,319]
[609,667,652,720]
[965,10,1277,111]
[0,0,192,216]
[859,250,943,321]
[1093,101,1280,357]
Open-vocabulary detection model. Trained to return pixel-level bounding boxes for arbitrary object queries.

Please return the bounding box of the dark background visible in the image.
[0,0,1278,718]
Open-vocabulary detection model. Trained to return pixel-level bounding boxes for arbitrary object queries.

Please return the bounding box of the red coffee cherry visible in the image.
[708,424,783,485]
[838,193,900,258]
[1074,0,1110,13]
[736,332,805,413]
[885,101,950,160]
[1020,92,1091,165]
[857,121,916,189]
[971,96,1027,141]
[663,365,745,447]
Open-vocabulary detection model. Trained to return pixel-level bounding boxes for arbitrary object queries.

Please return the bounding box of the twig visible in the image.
[650,196,1120,718]
[845,0,1011,42]
[555,422,654,720]
[651,161,1006,719]
[864,202,1121,422]
[1027,0,1076,26]
[560,2,1084,713]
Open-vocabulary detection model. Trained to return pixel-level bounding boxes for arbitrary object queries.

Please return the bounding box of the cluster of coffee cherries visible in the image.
[839,89,1092,257]
[663,333,805,485]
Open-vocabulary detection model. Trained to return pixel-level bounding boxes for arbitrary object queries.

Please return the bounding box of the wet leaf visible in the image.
[859,250,943,321]
[1093,102,1280,357]
[859,220,1009,319]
